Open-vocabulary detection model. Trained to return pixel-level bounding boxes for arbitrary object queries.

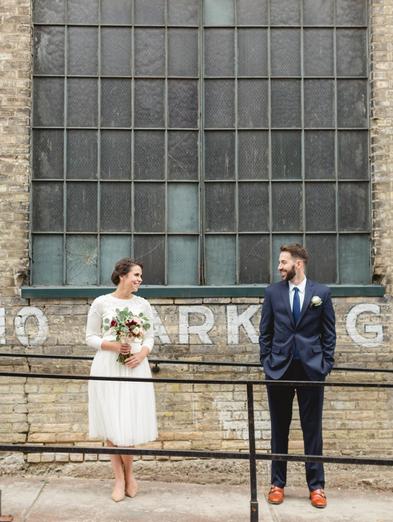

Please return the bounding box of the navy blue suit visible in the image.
[259,279,336,490]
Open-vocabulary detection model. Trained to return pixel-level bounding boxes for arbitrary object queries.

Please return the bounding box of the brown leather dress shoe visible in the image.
[268,485,284,504]
[310,488,327,508]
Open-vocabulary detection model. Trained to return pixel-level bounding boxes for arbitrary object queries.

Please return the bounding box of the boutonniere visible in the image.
[310,296,322,308]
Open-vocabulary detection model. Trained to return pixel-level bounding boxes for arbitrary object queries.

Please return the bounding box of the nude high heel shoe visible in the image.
[125,477,138,498]
[111,481,125,502]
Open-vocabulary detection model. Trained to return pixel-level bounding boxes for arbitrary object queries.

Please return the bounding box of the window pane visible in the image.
[100,236,132,285]
[68,27,98,75]
[101,131,131,180]
[32,182,63,232]
[133,236,165,284]
[68,79,97,127]
[67,131,97,180]
[168,131,198,180]
[205,236,236,285]
[168,80,198,128]
[237,0,268,25]
[134,80,164,127]
[272,183,302,231]
[168,0,199,25]
[336,0,367,26]
[338,182,369,231]
[303,0,334,25]
[101,0,132,24]
[205,183,235,232]
[271,131,301,179]
[134,183,165,232]
[67,0,98,24]
[238,131,268,180]
[101,80,131,128]
[338,131,368,179]
[205,132,235,180]
[66,235,98,285]
[271,80,301,128]
[337,80,368,128]
[33,78,64,126]
[168,237,199,284]
[34,27,64,75]
[204,0,234,26]
[134,131,165,180]
[339,235,370,283]
[205,29,234,76]
[168,29,198,76]
[32,235,63,285]
[100,183,131,232]
[305,131,335,179]
[304,80,335,128]
[239,235,270,284]
[101,28,132,76]
[33,0,65,24]
[306,235,337,283]
[270,0,300,25]
[271,29,300,76]
[33,130,64,179]
[238,29,267,76]
[135,29,165,76]
[304,30,334,76]
[205,80,234,128]
[305,183,336,231]
[238,80,268,128]
[67,183,97,232]
[337,29,367,77]
[168,183,199,233]
[238,182,269,232]
[134,0,165,24]
[272,234,302,281]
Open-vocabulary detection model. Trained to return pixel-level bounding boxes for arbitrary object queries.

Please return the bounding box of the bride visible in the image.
[86,258,157,501]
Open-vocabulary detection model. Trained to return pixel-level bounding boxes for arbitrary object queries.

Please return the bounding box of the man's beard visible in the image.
[284,265,296,281]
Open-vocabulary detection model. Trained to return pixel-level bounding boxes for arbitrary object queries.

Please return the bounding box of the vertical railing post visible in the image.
[247,383,259,522]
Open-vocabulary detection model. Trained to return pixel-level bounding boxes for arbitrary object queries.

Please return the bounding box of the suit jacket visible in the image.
[259,279,336,381]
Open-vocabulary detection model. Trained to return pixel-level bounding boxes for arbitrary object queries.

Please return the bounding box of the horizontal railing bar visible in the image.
[0,353,392,373]
[0,370,392,388]
[0,445,391,467]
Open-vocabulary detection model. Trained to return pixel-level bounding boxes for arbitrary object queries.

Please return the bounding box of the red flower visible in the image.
[110,319,117,327]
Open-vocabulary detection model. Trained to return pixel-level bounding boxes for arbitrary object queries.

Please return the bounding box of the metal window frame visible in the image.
[30,0,372,290]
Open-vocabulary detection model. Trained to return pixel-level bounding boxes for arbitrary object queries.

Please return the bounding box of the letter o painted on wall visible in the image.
[14,307,48,346]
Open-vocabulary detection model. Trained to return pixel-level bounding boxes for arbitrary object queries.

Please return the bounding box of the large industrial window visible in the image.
[31,0,370,286]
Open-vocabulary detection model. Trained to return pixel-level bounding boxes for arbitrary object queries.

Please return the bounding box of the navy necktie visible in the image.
[293,287,301,324]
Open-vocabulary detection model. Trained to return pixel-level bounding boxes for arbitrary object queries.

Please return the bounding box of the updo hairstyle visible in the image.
[111,258,143,285]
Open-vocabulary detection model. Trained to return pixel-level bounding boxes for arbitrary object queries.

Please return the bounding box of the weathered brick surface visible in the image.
[0,0,393,487]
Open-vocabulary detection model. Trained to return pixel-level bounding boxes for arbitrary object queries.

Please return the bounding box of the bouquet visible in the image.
[103,308,151,364]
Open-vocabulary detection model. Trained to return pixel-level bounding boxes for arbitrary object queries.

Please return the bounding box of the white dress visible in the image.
[86,293,157,446]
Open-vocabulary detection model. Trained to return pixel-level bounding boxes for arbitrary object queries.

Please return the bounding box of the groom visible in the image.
[259,244,336,509]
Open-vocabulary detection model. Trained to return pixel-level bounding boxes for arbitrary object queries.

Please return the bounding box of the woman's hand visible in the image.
[124,347,149,368]
[101,340,130,354]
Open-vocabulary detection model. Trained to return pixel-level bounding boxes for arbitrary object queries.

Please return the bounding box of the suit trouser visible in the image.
[266,360,325,491]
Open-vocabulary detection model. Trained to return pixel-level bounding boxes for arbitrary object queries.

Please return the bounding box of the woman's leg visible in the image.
[107,439,125,501]
[121,453,138,497]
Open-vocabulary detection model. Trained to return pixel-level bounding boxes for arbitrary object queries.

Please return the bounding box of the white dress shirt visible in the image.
[289,277,307,312]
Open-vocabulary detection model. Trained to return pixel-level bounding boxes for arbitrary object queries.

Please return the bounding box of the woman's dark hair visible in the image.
[111,258,143,285]
[280,243,309,264]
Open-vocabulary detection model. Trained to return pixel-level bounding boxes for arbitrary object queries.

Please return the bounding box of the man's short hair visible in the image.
[280,243,309,264]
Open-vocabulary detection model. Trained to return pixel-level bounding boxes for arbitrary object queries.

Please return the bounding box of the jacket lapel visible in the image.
[296,279,314,326]
[280,281,295,328]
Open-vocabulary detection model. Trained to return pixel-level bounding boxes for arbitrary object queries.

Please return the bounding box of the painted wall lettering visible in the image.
[227,304,259,344]
[178,306,214,344]
[346,304,383,348]
[14,306,49,346]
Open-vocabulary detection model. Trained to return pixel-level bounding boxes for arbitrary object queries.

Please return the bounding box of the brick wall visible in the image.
[0,0,393,487]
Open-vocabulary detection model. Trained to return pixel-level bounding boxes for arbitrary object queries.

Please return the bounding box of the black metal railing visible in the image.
[0,353,393,521]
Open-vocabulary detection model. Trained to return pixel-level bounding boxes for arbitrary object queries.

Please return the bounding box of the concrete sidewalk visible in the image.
[0,477,391,522]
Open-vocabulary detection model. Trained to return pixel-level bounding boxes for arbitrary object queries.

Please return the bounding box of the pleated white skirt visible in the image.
[88,344,157,446]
